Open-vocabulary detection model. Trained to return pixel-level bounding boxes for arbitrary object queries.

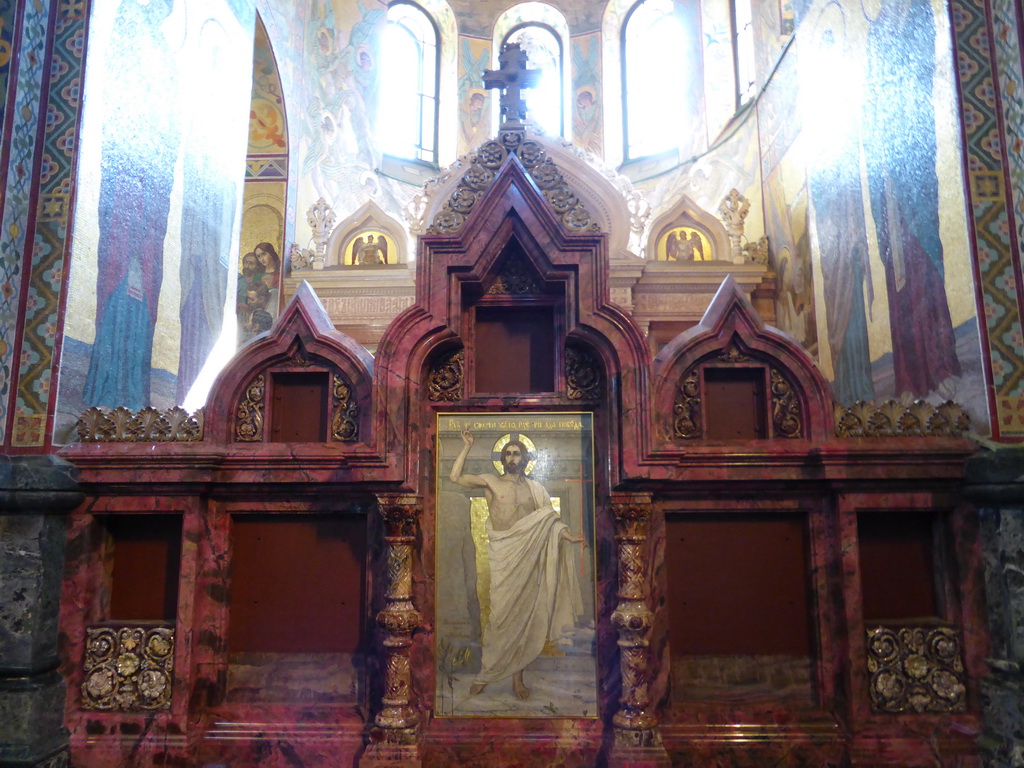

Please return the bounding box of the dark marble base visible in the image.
[980,666,1024,768]
[0,457,80,768]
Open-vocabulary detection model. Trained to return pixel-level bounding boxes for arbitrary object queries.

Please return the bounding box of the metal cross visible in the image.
[483,43,541,128]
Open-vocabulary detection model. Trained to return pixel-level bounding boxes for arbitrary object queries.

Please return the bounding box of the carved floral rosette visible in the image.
[77,406,203,442]
[373,496,422,740]
[81,624,174,711]
[610,496,661,745]
[835,399,970,437]
[866,625,966,714]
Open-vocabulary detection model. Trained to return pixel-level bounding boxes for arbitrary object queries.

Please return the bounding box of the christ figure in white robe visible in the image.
[450,428,584,699]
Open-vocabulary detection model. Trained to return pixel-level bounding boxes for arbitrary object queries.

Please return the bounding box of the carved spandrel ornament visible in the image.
[81,624,174,711]
[486,256,540,295]
[331,374,359,442]
[673,369,702,439]
[719,345,750,363]
[427,131,600,236]
[428,349,464,402]
[835,399,970,437]
[770,368,802,438]
[566,345,603,400]
[866,625,967,714]
[76,406,203,442]
[235,374,265,442]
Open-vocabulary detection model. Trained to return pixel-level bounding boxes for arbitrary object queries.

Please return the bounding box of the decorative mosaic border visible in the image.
[0,0,17,149]
[951,0,1024,435]
[12,0,87,447]
[0,0,54,444]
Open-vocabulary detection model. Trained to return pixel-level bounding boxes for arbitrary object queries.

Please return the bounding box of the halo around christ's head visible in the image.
[491,433,537,475]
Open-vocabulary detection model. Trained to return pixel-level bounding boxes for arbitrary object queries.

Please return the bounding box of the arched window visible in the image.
[621,0,687,161]
[502,23,563,137]
[731,0,756,106]
[381,1,439,164]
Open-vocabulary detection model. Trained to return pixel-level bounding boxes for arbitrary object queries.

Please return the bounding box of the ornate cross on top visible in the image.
[483,43,541,128]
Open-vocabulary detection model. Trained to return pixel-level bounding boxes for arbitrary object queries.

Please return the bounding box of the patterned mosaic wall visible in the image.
[0,0,64,449]
[12,0,87,447]
[951,0,1024,436]
[1,0,1024,445]
[0,0,17,150]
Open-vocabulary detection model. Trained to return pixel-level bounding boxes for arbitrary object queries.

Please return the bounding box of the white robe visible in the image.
[474,478,584,685]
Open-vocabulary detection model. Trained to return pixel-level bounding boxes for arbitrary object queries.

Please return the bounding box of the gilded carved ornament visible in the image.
[673,369,702,439]
[770,368,802,438]
[866,625,966,714]
[235,374,265,442]
[428,348,464,402]
[486,256,540,295]
[565,345,603,401]
[331,374,359,442]
[835,399,970,437]
[76,406,203,442]
[427,130,600,236]
[81,624,174,712]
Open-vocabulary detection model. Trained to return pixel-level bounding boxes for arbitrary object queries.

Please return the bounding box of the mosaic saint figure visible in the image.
[84,0,182,409]
[862,0,960,395]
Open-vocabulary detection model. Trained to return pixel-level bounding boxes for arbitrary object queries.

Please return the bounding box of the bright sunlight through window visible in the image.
[623,0,686,160]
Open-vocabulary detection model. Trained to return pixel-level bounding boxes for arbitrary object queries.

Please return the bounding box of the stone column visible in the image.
[609,494,669,767]
[963,448,1024,768]
[0,456,82,768]
[363,494,421,767]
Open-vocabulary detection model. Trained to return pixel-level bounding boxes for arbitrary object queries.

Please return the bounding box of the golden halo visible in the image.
[492,433,537,475]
